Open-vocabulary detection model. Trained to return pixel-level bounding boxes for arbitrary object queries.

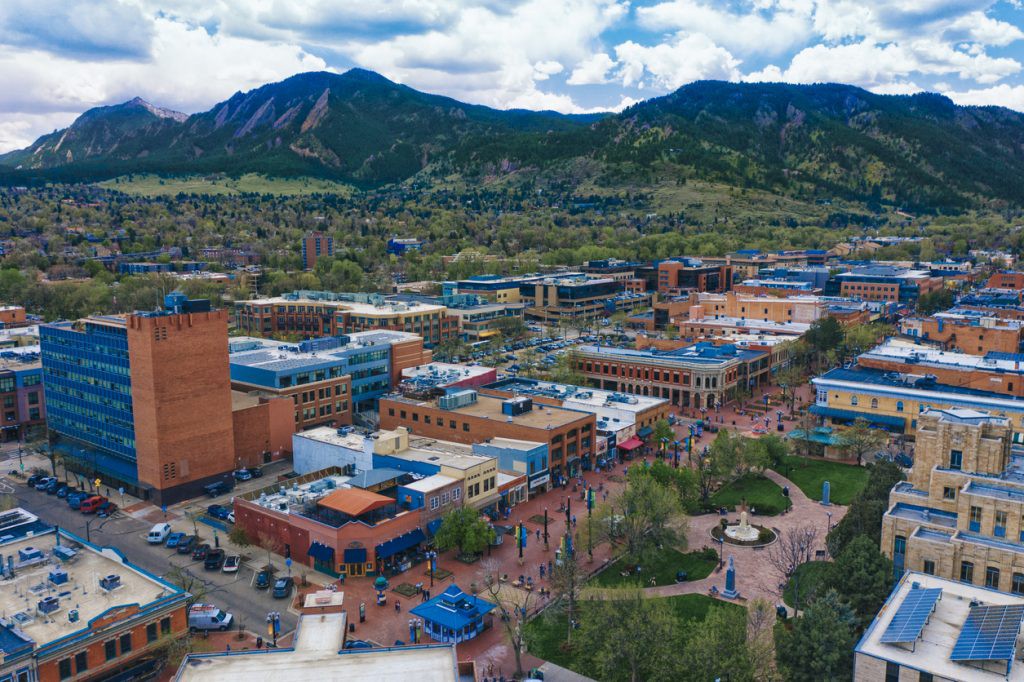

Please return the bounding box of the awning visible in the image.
[343,547,367,564]
[307,541,335,563]
[809,404,906,429]
[426,518,444,536]
[638,426,653,438]
[376,528,427,559]
[618,436,644,451]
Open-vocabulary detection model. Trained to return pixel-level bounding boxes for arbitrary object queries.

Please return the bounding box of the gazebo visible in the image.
[410,583,495,644]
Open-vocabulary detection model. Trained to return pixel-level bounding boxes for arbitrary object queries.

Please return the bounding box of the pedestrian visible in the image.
[571,515,577,528]
[548,560,553,574]
[539,564,545,579]
[395,599,401,613]
[425,589,430,600]
[226,644,231,652]
[535,528,541,542]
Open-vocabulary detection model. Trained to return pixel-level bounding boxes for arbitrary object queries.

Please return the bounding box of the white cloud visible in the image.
[568,53,616,85]
[613,33,742,90]
[532,60,564,81]
[0,16,328,151]
[637,0,814,57]
[945,83,1024,110]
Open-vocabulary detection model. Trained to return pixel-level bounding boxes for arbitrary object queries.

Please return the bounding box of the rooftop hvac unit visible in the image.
[439,390,478,410]
[48,568,69,585]
[37,596,59,614]
[100,574,121,591]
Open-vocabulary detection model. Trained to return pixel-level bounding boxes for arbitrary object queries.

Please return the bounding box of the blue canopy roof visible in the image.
[375,528,426,559]
[810,404,906,429]
[410,583,496,630]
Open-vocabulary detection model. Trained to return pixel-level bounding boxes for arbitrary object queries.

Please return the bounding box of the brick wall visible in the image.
[232,395,295,467]
[128,310,235,505]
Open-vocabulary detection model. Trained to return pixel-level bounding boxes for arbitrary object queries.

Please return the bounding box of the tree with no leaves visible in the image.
[548,551,589,644]
[766,524,819,612]
[477,558,535,681]
[165,565,208,610]
[837,418,888,466]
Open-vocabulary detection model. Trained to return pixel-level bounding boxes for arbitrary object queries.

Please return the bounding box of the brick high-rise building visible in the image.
[41,293,238,505]
[301,231,333,271]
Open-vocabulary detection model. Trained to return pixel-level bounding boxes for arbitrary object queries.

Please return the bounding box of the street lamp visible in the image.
[426,550,437,587]
[266,612,281,648]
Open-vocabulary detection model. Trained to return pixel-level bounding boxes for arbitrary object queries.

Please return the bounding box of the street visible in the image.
[3,475,299,640]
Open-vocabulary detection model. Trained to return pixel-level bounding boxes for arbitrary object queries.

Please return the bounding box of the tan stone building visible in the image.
[882,408,1024,595]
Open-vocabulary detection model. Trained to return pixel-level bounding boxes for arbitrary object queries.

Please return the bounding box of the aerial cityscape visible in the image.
[5,2,1024,681]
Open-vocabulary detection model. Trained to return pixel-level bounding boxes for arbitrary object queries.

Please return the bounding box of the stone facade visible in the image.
[881,409,1024,595]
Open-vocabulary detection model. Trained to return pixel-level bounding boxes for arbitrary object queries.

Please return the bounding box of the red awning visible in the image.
[618,436,644,451]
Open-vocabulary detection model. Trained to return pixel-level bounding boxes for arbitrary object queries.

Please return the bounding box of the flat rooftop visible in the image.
[679,316,810,334]
[242,472,353,515]
[857,572,1024,681]
[401,363,494,385]
[0,345,41,371]
[861,339,1024,374]
[0,524,182,651]
[576,342,764,366]
[382,435,495,471]
[402,474,459,493]
[294,426,367,451]
[176,615,460,682]
[484,378,666,413]
[244,295,447,316]
[386,392,589,430]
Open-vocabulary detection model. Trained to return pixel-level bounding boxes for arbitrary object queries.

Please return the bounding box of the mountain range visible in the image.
[4,68,1024,210]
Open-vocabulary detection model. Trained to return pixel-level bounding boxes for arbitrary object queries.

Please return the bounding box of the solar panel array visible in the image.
[880,588,943,644]
[951,604,1024,663]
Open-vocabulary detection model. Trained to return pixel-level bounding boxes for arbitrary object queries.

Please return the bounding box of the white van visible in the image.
[188,604,233,631]
[147,523,171,544]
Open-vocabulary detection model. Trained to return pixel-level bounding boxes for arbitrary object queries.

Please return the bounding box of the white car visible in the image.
[222,555,241,573]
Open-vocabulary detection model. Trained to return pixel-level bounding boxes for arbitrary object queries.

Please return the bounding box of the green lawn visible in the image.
[709,473,792,515]
[589,548,717,588]
[773,455,869,505]
[524,594,741,673]
[783,561,832,609]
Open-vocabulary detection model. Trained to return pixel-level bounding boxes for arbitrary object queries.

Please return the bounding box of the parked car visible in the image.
[43,479,62,494]
[26,473,44,487]
[206,504,230,520]
[272,576,294,599]
[254,570,272,590]
[79,495,107,514]
[176,536,198,554]
[227,511,235,524]
[34,476,56,491]
[246,466,264,478]
[192,543,210,561]
[232,468,252,481]
[203,480,233,497]
[56,485,76,499]
[165,532,186,548]
[67,492,88,510]
[204,548,225,570]
[344,640,373,650]
[222,555,241,573]
[97,501,117,517]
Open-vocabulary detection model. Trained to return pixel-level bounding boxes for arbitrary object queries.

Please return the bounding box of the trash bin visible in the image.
[675,571,688,583]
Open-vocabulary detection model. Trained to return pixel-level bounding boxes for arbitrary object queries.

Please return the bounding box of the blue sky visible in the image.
[2,0,1024,151]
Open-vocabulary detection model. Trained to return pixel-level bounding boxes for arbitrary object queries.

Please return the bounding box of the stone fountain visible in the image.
[724,509,760,542]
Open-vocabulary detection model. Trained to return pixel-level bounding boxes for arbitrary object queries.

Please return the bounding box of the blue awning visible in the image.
[376,528,426,559]
[426,518,444,536]
[343,547,367,564]
[307,541,335,562]
[638,426,653,438]
[810,404,906,429]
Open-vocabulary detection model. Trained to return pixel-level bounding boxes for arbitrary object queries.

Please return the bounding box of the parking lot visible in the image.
[5,474,300,639]
[459,322,637,376]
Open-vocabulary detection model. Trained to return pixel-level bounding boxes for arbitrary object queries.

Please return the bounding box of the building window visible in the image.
[885,662,899,682]
[453,487,460,500]
[1012,573,1024,595]
[105,640,117,661]
[960,561,974,583]
[58,659,72,680]
[942,487,956,500]
[388,408,395,417]
[970,506,982,532]
[995,511,1008,538]
[986,566,1001,589]
[949,449,962,470]
[160,617,171,635]
[896,401,904,412]
[424,415,431,425]
[430,496,439,510]
[119,632,132,654]
[449,420,456,429]
[870,398,878,409]
[462,423,470,432]
[75,651,88,674]
[147,622,158,643]
[923,560,935,575]
[919,672,933,682]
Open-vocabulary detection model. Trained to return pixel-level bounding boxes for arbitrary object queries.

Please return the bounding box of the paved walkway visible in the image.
[582,468,846,610]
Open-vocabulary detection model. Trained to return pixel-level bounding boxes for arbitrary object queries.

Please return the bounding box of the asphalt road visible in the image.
[5,476,298,638]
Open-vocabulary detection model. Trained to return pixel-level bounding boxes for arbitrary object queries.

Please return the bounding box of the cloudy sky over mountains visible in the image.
[2,0,1024,151]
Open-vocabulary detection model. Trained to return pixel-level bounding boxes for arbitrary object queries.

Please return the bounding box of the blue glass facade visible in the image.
[40,320,137,478]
